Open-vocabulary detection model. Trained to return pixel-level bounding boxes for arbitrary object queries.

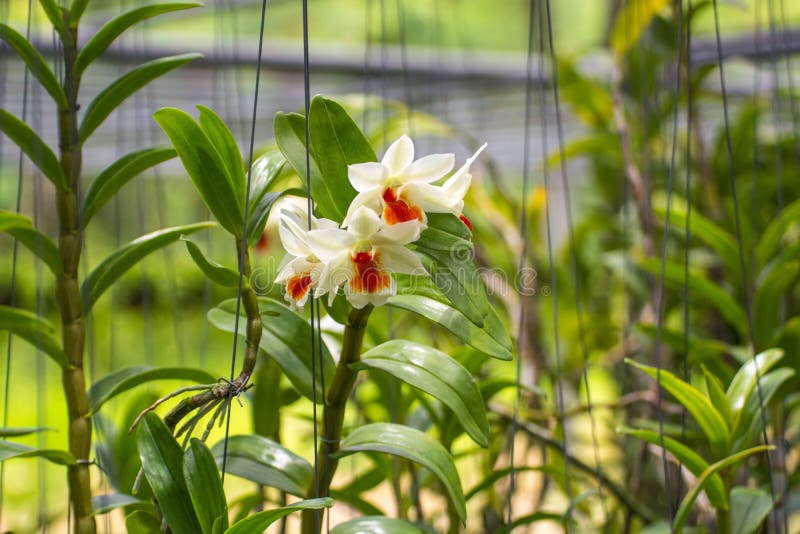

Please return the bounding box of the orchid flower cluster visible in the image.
[274,135,487,309]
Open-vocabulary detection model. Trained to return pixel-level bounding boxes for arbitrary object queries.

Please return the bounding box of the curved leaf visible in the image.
[210,434,311,497]
[197,105,245,211]
[92,493,146,515]
[81,222,214,311]
[39,0,67,38]
[0,440,75,465]
[627,359,729,453]
[753,262,800,348]
[125,511,162,533]
[224,498,333,534]
[307,95,375,221]
[75,3,201,75]
[336,423,466,522]
[137,412,202,533]
[354,340,489,447]
[726,349,783,424]
[88,365,217,414]
[673,446,773,532]
[330,516,427,534]
[154,108,244,235]
[81,147,177,229]
[184,439,228,534]
[0,427,51,438]
[0,305,68,368]
[0,109,66,190]
[0,23,67,107]
[731,367,795,451]
[388,294,512,360]
[0,210,62,276]
[181,236,241,287]
[208,298,335,402]
[730,487,773,534]
[756,198,800,267]
[80,54,202,142]
[465,466,555,502]
[610,0,670,55]
[246,150,289,246]
[618,427,727,509]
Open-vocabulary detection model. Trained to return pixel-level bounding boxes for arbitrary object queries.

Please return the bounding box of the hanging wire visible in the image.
[710,2,779,531]
[541,0,609,525]
[506,0,537,529]
[535,0,574,527]
[0,0,33,524]
[220,0,269,484]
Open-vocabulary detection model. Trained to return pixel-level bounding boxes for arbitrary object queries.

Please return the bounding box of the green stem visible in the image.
[716,506,731,534]
[301,305,372,534]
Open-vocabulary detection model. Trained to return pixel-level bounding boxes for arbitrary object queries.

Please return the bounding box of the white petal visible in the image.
[381,135,414,175]
[279,204,308,227]
[274,254,301,283]
[345,276,395,308]
[346,205,384,239]
[278,217,312,257]
[307,228,354,261]
[401,153,455,183]
[343,188,382,226]
[348,162,388,192]
[443,142,486,189]
[441,170,471,203]
[316,251,354,306]
[372,219,422,246]
[314,216,340,231]
[376,245,427,276]
[401,182,455,213]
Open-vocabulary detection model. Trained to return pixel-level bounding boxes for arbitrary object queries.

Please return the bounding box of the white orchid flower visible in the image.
[274,204,338,307]
[307,205,427,309]
[344,135,487,230]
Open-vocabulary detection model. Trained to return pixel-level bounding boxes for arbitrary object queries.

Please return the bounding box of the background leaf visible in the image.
[0,441,75,465]
[224,498,333,534]
[182,236,241,287]
[0,210,63,276]
[125,510,162,533]
[0,306,68,368]
[336,423,466,522]
[330,516,427,534]
[0,109,66,190]
[0,23,67,107]
[197,105,246,212]
[81,222,214,311]
[184,439,228,534]
[729,487,773,534]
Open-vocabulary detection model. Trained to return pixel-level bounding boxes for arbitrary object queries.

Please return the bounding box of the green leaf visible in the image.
[0,109,66,190]
[307,96,375,221]
[673,446,773,532]
[208,297,335,402]
[137,412,202,533]
[703,367,732,426]
[0,427,50,438]
[753,261,800,348]
[81,147,177,229]
[330,516,427,534]
[224,498,333,534]
[38,0,67,37]
[0,305,68,368]
[0,23,67,108]
[639,257,748,336]
[388,294,512,360]
[181,236,241,287]
[125,510,162,533]
[184,439,228,534]
[154,108,245,236]
[0,440,75,465]
[210,435,311,497]
[245,151,289,245]
[69,0,90,23]
[274,112,324,213]
[0,210,62,276]
[756,197,800,268]
[610,0,671,55]
[627,359,729,453]
[75,3,201,75]
[246,190,295,248]
[618,427,728,509]
[81,222,214,311]
[729,487,773,534]
[80,54,202,142]
[731,367,794,451]
[197,105,245,212]
[726,349,783,427]
[354,340,489,447]
[88,365,217,414]
[92,493,145,515]
[252,358,282,439]
[336,423,466,522]
[465,466,555,502]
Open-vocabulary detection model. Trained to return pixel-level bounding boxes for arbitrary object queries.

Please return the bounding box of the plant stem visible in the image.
[55,16,96,534]
[716,506,731,534]
[301,305,372,534]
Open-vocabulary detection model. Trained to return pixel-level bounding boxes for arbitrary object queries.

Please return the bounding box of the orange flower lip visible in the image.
[287,274,313,301]
[350,251,391,294]
[382,187,424,225]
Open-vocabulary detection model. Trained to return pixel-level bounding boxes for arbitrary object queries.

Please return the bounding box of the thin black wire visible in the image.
[650,0,686,526]
[506,0,537,529]
[301,3,322,532]
[710,2,778,531]
[394,0,414,133]
[0,0,32,524]
[541,0,608,524]
[361,0,374,131]
[220,0,269,484]
[535,0,573,525]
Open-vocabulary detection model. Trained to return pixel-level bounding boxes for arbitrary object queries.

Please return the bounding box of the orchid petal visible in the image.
[347,205,384,239]
[275,256,317,283]
[278,217,312,257]
[401,153,455,183]
[382,134,414,175]
[377,245,427,276]
[441,171,471,204]
[317,250,354,305]
[400,182,455,213]
[307,228,355,261]
[373,219,422,245]
[346,276,395,309]
[343,188,382,226]
[348,162,388,192]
